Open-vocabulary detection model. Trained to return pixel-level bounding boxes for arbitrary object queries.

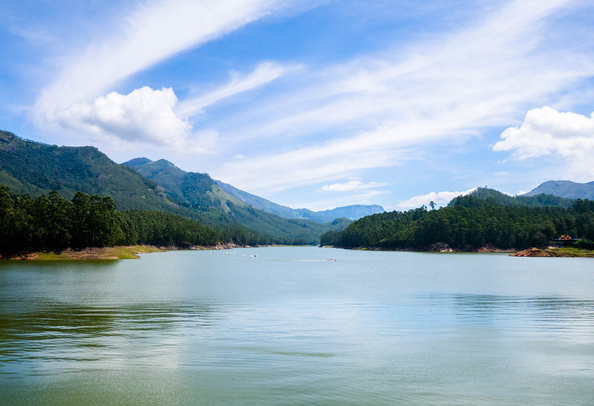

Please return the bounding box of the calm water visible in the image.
[1,247,594,405]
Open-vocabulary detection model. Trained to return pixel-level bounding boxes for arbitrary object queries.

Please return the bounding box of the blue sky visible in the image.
[1,0,594,211]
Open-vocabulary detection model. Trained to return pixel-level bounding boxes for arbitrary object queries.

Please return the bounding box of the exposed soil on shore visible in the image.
[2,245,165,260]
[512,247,594,258]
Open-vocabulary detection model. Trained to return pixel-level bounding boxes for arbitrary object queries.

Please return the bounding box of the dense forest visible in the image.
[448,188,575,208]
[321,195,594,250]
[0,185,280,257]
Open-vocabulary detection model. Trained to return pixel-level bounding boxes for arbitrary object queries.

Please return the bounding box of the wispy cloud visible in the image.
[53,62,286,149]
[176,61,288,117]
[215,0,594,192]
[318,180,387,192]
[33,0,296,122]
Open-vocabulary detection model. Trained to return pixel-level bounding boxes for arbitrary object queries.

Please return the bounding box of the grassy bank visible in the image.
[3,245,164,261]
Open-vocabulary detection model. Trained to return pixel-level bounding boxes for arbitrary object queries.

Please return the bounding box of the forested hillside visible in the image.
[0,185,274,257]
[321,195,594,250]
[449,188,574,208]
[0,131,178,212]
[0,132,351,244]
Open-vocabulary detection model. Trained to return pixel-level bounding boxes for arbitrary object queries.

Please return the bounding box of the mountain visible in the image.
[123,158,351,244]
[448,187,575,208]
[0,131,180,212]
[0,131,352,244]
[216,179,384,222]
[524,180,594,200]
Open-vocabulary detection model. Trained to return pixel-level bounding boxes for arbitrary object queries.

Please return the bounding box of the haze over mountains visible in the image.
[215,180,384,222]
[123,158,383,222]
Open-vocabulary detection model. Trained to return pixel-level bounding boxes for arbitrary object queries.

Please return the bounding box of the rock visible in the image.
[426,242,453,252]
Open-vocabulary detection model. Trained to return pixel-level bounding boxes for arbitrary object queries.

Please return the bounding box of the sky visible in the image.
[1,0,594,211]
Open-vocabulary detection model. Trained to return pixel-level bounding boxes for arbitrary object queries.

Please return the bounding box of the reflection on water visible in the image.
[1,248,594,405]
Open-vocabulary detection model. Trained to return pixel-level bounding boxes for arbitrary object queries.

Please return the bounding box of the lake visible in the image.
[1,247,593,405]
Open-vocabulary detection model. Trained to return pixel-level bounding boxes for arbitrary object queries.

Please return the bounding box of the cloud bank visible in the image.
[494,106,594,159]
[394,188,478,211]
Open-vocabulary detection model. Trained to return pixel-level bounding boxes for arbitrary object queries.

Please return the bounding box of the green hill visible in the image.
[448,187,574,208]
[0,131,179,212]
[322,195,594,250]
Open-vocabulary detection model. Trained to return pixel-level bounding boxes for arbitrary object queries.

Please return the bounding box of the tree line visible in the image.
[0,185,273,256]
[321,195,594,250]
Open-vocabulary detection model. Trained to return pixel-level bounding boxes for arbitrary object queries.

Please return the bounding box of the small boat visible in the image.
[327,258,336,262]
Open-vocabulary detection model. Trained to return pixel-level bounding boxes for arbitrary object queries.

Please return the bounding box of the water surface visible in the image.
[1,247,593,405]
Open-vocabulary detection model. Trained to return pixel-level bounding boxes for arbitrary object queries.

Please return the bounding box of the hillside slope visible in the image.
[0,131,179,212]
[525,180,594,200]
[124,158,351,244]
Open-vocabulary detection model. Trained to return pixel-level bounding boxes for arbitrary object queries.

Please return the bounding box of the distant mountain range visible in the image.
[121,158,353,243]
[524,180,594,200]
[215,179,384,222]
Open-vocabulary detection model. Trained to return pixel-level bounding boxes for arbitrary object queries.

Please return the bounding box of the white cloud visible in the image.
[233,154,247,159]
[215,0,594,192]
[55,86,190,147]
[33,0,298,121]
[55,86,193,148]
[318,180,386,192]
[394,188,477,211]
[176,61,288,117]
[493,106,594,179]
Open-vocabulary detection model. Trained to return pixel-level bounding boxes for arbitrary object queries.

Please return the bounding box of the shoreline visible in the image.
[321,245,517,253]
[0,243,252,261]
